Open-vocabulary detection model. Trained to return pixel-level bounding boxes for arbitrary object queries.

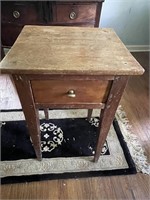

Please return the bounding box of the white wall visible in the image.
[100,0,150,47]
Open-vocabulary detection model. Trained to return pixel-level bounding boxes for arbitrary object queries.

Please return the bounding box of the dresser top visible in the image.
[0,26,144,76]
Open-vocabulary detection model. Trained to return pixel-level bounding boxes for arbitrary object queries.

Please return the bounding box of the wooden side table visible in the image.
[0,26,144,162]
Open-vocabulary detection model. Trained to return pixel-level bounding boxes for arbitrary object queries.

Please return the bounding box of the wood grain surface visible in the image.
[94,76,128,161]
[12,75,42,160]
[53,3,97,23]
[0,26,144,75]
[31,79,111,104]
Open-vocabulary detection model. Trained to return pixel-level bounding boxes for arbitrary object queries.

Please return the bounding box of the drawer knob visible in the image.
[67,89,76,98]
[13,11,20,19]
[69,11,77,20]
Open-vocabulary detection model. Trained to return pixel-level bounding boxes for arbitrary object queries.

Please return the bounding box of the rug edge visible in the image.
[116,105,150,175]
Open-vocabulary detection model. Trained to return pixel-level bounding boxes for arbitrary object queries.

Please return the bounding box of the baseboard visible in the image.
[126,45,150,52]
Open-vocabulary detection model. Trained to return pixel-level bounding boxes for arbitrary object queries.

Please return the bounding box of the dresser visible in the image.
[1,0,104,49]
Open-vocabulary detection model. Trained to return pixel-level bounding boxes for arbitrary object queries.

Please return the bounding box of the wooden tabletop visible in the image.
[0,26,144,75]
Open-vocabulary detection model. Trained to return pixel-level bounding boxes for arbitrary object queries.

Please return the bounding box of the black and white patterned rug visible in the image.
[0,109,136,184]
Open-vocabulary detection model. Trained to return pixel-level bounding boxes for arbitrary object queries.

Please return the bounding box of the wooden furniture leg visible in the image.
[87,109,93,121]
[94,76,129,162]
[13,75,42,160]
[44,108,49,120]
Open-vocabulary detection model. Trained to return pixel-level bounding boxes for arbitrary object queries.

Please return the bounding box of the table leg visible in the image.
[44,108,49,120]
[94,76,129,162]
[87,109,93,121]
[13,75,42,160]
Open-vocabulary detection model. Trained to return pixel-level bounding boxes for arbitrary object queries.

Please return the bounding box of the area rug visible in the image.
[0,108,149,184]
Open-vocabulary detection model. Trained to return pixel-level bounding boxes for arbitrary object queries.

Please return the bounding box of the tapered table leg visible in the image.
[44,108,49,120]
[94,76,129,162]
[13,75,42,160]
[87,109,93,121]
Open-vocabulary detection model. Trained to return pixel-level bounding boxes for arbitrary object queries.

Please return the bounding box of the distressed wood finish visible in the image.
[12,75,42,161]
[0,26,144,162]
[20,74,115,81]
[94,76,129,162]
[36,103,105,109]
[1,26,144,75]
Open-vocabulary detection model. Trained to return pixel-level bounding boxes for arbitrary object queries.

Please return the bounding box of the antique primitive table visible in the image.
[0,26,144,162]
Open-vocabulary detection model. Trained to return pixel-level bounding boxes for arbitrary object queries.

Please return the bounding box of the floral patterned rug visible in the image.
[1,109,138,184]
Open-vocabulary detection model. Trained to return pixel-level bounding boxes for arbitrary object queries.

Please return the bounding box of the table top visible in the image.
[0,26,144,76]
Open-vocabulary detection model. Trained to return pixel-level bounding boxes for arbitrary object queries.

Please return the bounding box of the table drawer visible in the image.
[53,3,97,24]
[31,80,111,105]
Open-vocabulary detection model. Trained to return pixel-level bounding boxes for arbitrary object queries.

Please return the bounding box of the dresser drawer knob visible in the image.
[67,89,76,98]
[69,11,77,20]
[13,11,20,19]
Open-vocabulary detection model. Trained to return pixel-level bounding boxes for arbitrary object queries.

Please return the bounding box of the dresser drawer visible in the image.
[53,3,97,24]
[31,79,111,105]
[2,2,40,25]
